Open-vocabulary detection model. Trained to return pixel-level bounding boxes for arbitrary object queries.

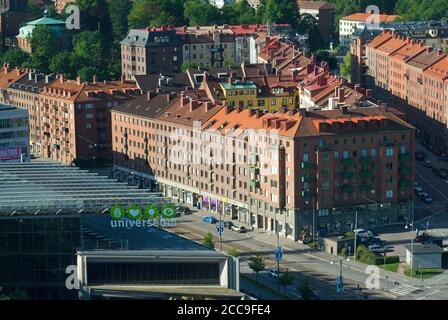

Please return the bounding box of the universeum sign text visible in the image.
[109,204,177,228]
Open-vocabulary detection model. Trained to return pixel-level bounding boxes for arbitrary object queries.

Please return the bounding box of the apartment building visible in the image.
[7,72,56,156]
[0,64,28,104]
[364,31,448,151]
[121,24,296,79]
[36,75,140,164]
[54,0,74,13]
[0,103,29,162]
[339,13,400,47]
[297,1,335,45]
[112,91,415,240]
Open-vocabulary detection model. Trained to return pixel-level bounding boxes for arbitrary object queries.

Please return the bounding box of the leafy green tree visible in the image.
[278,269,294,293]
[1,49,30,68]
[74,0,113,40]
[28,25,59,72]
[129,0,185,28]
[315,49,337,70]
[395,0,448,21]
[228,247,240,257]
[298,13,323,51]
[49,52,76,78]
[340,51,352,80]
[184,0,221,26]
[297,277,312,300]
[108,0,132,41]
[203,232,215,249]
[220,1,258,25]
[181,62,199,72]
[72,31,108,79]
[257,0,299,27]
[248,255,265,282]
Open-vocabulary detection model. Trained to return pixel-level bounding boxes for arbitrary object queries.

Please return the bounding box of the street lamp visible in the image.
[405,218,415,277]
[305,196,316,247]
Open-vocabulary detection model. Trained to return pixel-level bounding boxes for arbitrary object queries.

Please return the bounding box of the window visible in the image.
[386,148,393,157]
[400,146,406,154]
[334,151,339,159]
[371,148,376,157]
[343,151,349,159]
[386,190,393,198]
[86,113,94,119]
[303,154,309,161]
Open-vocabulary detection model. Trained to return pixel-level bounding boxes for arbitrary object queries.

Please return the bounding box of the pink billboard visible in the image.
[0,147,23,160]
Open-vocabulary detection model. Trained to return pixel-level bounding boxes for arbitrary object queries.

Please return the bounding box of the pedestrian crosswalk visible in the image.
[390,283,419,296]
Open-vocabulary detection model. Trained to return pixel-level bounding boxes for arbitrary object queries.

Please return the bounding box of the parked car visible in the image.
[415,189,425,198]
[354,229,374,238]
[424,160,433,168]
[416,233,431,243]
[368,244,387,253]
[231,225,247,233]
[419,192,430,200]
[422,195,433,203]
[203,216,218,224]
[268,269,283,279]
[432,167,448,179]
[148,192,164,198]
[365,237,385,246]
[415,151,426,161]
[440,154,448,162]
[223,221,234,229]
[175,205,191,216]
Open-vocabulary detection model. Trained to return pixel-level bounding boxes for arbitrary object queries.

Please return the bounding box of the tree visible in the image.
[203,232,215,249]
[228,247,240,257]
[297,277,312,300]
[278,269,294,293]
[49,52,77,78]
[1,49,30,68]
[184,0,221,26]
[108,0,132,41]
[129,0,185,28]
[315,50,337,70]
[220,1,258,25]
[340,51,352,80]
[181,62,199,72]
[74,0,113,41]
[72,31,108,79]
[257,0,299,27]
[248,255,265,282]
[298,13,324,51]
[29,25,59,72]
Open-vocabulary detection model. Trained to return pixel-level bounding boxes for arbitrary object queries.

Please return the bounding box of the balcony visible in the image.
[359,169,373,178]
[249,165,260,175]
[399,153,410,161]
[302,175,315,183]
[359,183,372,191]
[302,189,314,198]
[342,158,353,166]
[341,184,354,193]
[342,171,354,179]
[301,161,315,169]
[250,179,260,189]
[399,180,410,189]
[399,166,411,174]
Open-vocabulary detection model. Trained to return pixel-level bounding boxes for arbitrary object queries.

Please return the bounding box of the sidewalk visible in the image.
[180,201,424,289]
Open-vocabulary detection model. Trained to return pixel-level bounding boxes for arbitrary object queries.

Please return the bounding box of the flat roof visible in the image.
[405,244,444,254]
[79,215,215,252]
[0,160,167,215]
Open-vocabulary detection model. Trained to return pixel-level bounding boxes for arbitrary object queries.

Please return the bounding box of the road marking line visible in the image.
[417,289,440,300]
[415,170,448,201]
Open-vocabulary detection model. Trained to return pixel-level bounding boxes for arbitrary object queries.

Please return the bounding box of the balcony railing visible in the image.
[302,189,314,198]
[342,158,353,166]
[399,153,410,161]
[399,180,410,189]
[399,166,411,174]
[250,179,260,189]
[359,183,372,191]
[302,175,315,183]
[342,171,354,179]
[301,161,315,169]
[341,184,354,193]
[359,156,372,164]
[359,169,373,178]
[249,165,260,175]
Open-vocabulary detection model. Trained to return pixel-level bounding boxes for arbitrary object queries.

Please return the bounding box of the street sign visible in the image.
[336,276,344,293]
[216,223,224,234]
[275,247,283,261]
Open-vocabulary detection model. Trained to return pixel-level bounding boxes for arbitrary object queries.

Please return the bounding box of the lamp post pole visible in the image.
[312,196,315,246]
[354,209,358,261]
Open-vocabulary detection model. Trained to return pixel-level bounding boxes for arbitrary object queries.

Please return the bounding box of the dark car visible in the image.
[415,151,426,161]
[433,167,448,179]
[223,221,234,229]
[175,206,192,216]
[441,154,448,162]
[415,233,431,243]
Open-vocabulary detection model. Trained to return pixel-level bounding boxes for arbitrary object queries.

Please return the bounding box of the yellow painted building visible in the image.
[220,79,298,111]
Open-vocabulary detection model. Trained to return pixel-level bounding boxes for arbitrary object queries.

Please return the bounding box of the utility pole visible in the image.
[312,196,315,246]
[275,209,280,292]
[219,198,224,252]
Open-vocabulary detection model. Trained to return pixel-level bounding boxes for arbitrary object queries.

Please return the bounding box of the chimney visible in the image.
[60,74,64,84]
[354,84,361,92]
[205,101,213,112]
[147,91,156,101]
[292,70,298,82]
[256,109,263,118]
[15,67,20,77]
[76,76,82,85]
[225,104,233,114]
[341,106,348,114]
[121,75,125,83]
[181,96,189,106]
[92,75,97,84]
[189,99,199,112]
[28,72,33,81]
[366,89,372,97]
[338,87,345,102]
